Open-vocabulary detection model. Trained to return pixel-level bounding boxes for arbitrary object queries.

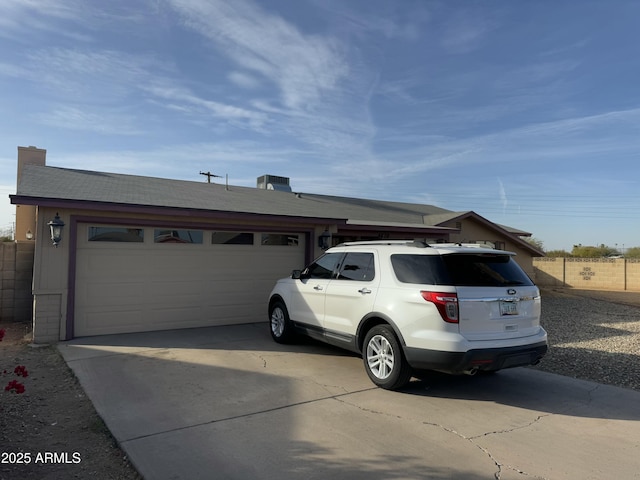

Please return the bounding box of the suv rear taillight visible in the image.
[421,291,459,323]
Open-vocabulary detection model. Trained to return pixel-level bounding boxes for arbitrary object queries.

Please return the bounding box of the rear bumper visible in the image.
[404,341,548,373]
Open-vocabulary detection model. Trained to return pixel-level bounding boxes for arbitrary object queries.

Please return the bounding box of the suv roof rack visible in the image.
[434,243,493,249]
[337,240,431,248]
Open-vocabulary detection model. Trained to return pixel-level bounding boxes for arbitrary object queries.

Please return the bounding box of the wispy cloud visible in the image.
[167,0,350,111]
[310,0,432,42]
[50,142,310,181]
[439,7,496,54]
[35,106,144,135]
[25,48,162,99]
[498,177,508,213]
[144,83,268,129]
[161,0,385,165]
[0,0,91,42]
[227,71,261,89]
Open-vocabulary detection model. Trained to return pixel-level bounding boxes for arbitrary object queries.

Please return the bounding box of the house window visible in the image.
[474,240,497,249]
[154,229,203,244]
[212,232,254,245]
[88,226,144,242]
[261,234,299,246]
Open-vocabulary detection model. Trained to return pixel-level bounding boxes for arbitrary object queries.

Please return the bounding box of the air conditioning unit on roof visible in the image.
[257,174,292,192]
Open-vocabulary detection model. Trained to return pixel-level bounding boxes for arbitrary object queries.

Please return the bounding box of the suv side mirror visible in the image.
[291,269,302,279]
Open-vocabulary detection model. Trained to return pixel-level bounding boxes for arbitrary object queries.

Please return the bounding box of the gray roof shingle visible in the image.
[13,165,543,254]
[15,165,455,225]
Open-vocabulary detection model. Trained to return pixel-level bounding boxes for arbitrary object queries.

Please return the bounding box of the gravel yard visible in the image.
[533,288,640,391]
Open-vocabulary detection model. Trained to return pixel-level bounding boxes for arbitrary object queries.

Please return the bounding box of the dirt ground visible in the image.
[541,287,640,308]
[0,287,638,480]
[0,322,141,480]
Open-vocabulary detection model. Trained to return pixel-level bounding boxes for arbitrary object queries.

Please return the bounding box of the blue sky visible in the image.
[1,0,639,252]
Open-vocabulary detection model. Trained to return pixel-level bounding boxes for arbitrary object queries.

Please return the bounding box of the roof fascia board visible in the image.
[9,195,344,226]
[435,210,543,256]
[345,219,455,231]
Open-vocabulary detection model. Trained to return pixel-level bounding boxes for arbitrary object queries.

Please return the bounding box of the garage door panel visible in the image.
[75,227,305,337]
[150,305,204,325]
[79,285,147,308]
[76,309,147,337]
[80,254,220,278]
[202,304,261,323]
[144,281,205,297]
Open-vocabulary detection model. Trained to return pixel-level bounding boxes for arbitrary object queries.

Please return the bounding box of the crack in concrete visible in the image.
[334,396,553,479]
[468,413,552,440]
[421,419,552,479]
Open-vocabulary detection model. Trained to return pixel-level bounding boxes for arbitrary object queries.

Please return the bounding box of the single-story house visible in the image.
[10,146,543,343]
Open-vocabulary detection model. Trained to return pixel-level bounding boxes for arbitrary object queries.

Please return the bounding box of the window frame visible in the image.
[335,252,376,282]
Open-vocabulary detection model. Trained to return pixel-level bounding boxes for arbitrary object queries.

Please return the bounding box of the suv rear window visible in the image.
[391,253,533,287]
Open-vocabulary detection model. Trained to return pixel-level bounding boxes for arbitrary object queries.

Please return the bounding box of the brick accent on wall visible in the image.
[533,257,640,291]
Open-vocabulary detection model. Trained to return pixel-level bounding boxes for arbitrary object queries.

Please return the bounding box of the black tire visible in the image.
[363,325,412,390]
[269,301,296,344]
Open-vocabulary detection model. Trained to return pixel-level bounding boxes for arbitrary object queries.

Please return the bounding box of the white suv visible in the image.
[268,241,548,390]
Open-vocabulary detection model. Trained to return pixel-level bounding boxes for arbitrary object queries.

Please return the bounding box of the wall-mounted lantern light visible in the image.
[318,228,332,250]
[25,229,33,240]
[48,213,65,247]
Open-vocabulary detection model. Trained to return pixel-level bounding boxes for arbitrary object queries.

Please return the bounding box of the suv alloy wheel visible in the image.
[363,325,413,390]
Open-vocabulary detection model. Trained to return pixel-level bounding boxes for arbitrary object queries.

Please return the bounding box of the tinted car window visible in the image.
[391,255,450,284]
[337,253,375,281]
[304,253,343,279]
[391,253,533,287]
[443,254,533,286]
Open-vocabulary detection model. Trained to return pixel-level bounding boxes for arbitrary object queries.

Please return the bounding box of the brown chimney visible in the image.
[16,146,46,242]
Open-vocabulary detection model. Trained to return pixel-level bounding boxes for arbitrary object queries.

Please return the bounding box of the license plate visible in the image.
[500,301,518,316]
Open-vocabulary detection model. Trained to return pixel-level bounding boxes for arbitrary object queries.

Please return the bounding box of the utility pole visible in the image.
[199,171,222,183]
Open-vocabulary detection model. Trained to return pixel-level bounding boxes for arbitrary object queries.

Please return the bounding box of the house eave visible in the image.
[9,195,343,226]
[345,219,456,232]
[433,210,544,257]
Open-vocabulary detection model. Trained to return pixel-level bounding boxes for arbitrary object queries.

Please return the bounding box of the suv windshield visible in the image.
[391,253,533,287]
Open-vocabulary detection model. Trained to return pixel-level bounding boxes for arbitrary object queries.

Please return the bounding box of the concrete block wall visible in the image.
[33,293,62,343]
[627,259,640,291]
[1,243,16,321]
[534,257,640,291]
[532,257,565,287]
[0,242,35,322]
[565,258,625,290]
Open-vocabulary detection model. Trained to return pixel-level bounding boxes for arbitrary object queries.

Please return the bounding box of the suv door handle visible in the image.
[313,285,324,291]
[358,288,372,294]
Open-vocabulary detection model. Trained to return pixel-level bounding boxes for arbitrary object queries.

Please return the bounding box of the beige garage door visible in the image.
[74,224,306,337]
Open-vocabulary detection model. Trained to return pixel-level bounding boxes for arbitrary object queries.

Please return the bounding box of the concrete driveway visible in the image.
[58,323,640,480]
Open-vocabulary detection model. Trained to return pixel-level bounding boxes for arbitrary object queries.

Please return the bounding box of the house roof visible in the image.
[11,165,452,225]
[10,165,542,254]
[423,211,533,236]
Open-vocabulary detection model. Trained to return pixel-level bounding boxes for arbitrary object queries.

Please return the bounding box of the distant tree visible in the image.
[571,244,618,258]
[624,247,640,258]
[0,225,13,241]
[545,249,571,257]
[524,237,545,252]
